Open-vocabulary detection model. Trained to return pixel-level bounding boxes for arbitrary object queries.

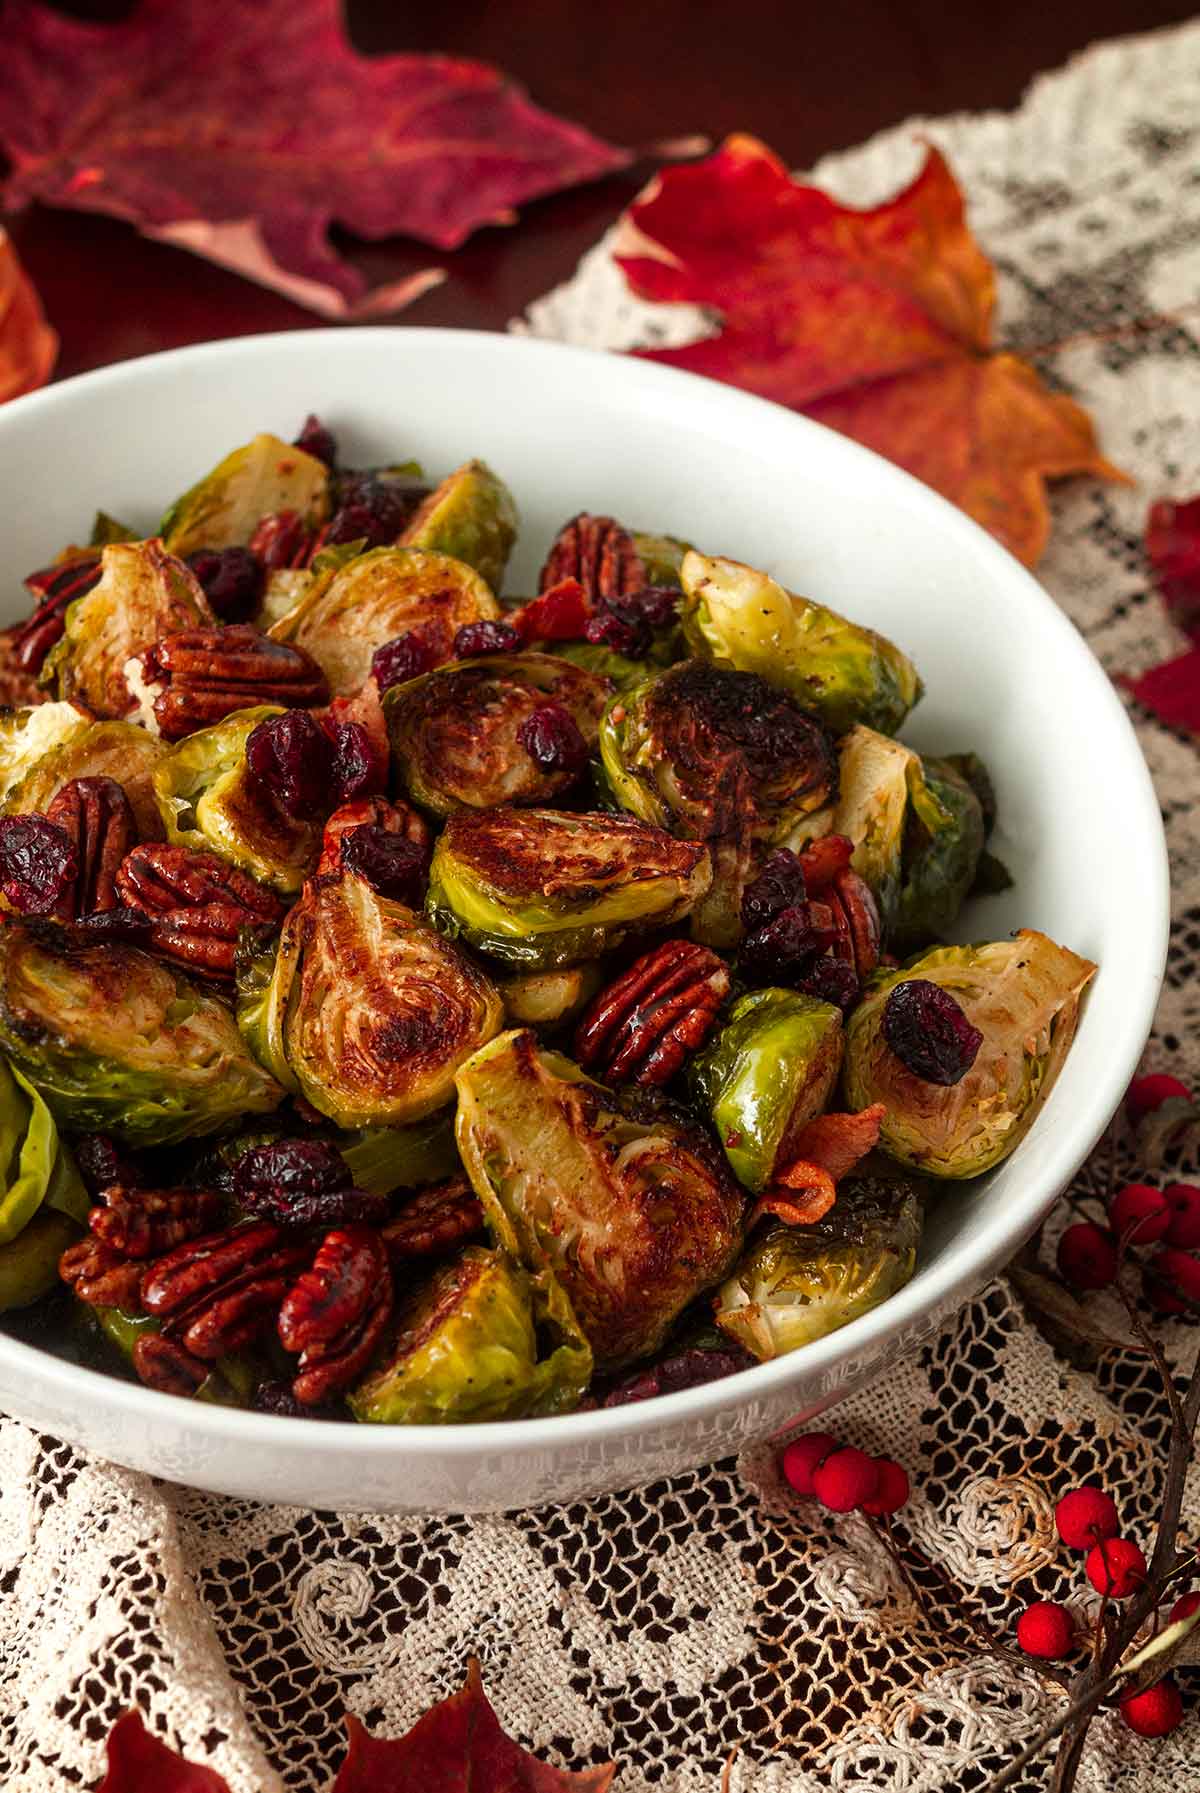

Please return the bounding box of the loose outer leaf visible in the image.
[96,1711,232,1793]
[0,229,56,403]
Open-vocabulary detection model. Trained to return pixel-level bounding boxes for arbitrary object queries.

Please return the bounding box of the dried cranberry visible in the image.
[323,473,420,549]
[741,848,807,932]
[0,815,77,915]
[74,1133,143,1197]
[245,711,334,819]
[798,956,861,1014]
[294,413,338,468]
[517,702,590,779]
[329,721,386,804]
[602,1344,750,1406]
[609,584,679,631]
[583,609,651,658]
[339,825,428,906]
[739,902,839,985]
[234,1138,388,1228]
[882,979,983,1085]
[184,546,264,622]
[371,624,443,692]
[453,619,522,658]
[253,1378,344,1420]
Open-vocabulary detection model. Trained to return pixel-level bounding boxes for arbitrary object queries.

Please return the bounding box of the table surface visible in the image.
[6,0,1197,378]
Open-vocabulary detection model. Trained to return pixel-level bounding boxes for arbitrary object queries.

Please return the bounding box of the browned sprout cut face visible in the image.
[385,652,611,816]
[426,806,712,969]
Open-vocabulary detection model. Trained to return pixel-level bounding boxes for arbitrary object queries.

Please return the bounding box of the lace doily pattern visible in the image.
[5,19,1200,1791]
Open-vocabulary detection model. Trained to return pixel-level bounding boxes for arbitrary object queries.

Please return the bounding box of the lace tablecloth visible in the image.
[4,20,1200,1791]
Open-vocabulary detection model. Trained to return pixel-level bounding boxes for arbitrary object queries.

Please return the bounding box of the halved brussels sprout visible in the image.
[843,932,1098,1178]
[256,567,314,629]
[0,1210,80,1312]
[0,702,90,807]
[679,551,921,737]
[43,539,213,719]
[599,659,837,948]
[398,460,518,592]
[269,546,500,696]
[455,1029,745,1369]
[236,868,503,1127]
[499,964,602,1028]
[427,806,712,970]
[0,1060,88,1247]
[714,1174,923,1359]
[689,989,844,1193]
[339,1110,461,1197]
[348,1243,591,1424]
[385,653,610,816]
[153,706,319,894]
[160,432,330,556]
[0,923,284,1145]
[3,717,167,840]
[632,530,691,588]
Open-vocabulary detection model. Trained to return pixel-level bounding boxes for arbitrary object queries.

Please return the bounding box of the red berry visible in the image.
[780,1432,838,1497]
[1169,1590,1200,1626]
[1126,1073,1191,1123]
[860,1456,910,1517]
[1109,1183,1171,1244]
[1015,1601,1074,1660]
[1163,1183,1200,1249]
[812,1446,880,1513]
[1056,1485,1119,1549]
[1056,1222,1118,1291]
[1145,1246,1200,1314]
[1119,1677,1183,1739]
[1085,1536,1147,1598]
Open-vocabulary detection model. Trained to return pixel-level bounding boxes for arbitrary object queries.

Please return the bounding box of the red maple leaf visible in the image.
[0,229,56,403]
[95,1711,232,1793]
[615,135,1122,566]
[0,0,628,318]
[1121,495,1200,733]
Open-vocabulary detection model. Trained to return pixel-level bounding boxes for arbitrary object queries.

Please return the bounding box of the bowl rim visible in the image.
[0,325,1170,1462]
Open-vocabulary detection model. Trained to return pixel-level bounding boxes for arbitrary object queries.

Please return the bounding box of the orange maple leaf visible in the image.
[616,136,1124,565]
[0,230,56,404]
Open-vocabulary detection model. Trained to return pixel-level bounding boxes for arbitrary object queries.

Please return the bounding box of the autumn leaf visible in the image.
[96,1711,232,1793]
[0,0,628,318]
[615,135,1121,565]
[332,1658,615,1793]
[0,229,56,403]
[1122,496,1200,733]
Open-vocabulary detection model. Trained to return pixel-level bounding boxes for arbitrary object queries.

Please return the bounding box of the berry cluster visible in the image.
[780,1430,909,1516]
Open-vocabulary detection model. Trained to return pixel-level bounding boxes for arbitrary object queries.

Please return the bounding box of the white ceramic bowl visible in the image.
[0,329,1167,1513]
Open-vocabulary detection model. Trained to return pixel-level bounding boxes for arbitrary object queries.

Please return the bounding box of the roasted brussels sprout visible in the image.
[237,867,503,1127]
[0,702,90,807]
[0,1210,80,1312]
[843,932,1097,1178]
[42,539,214,719]
[268,546,500,696]
[348,1243,591,1424]
[632,530,690,588]
[385,653,610,816]
[0,923,284,1144]
[455,1029,745,1369]
[339,1110,461,1196]
[397,460,518,591]
[599,659,837,947]
[2,717,167,840]
[427,807,712,970]
[679,551,921,737]
[714,1174,923,1359]
[499,964,602,1027]
[160,432,330,556]
[0,1060,88,1247]
[689,989,844,1193]
[153,706,320,894]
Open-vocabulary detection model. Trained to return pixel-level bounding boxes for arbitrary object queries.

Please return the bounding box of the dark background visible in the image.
[7,1,1197,377]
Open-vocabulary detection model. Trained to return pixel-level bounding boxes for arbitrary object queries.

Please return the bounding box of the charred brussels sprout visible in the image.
[689,989,843,1193]
[268,546,499,696]
[43,539,214,719]
[427,807,712,970]
[397,460,518,592]
[844,932,1097,1178]
[153,706,319,894]
[0,703,90,807]
[714,1175,923,1359]
[455,1029,745,1370]
[385,653,610,816]
[160,432,330,556]
[348,1243,590,1424]
[3,718,167,840]
[499,965,602,1028]
[0,1209,80,1312]
[0,923,283,1145]
[599,659,837,948]
[679,551,921,737]
[0,1060,88,1247]
[236,868,503,1127]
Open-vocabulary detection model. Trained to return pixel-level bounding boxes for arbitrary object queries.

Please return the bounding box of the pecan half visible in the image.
[46,776,137,920]
[13,551,103,674]
[140,624,329,739]
[797,839,881,981]
[116,843,287,978]
[141,1221,312,1361]
[132,1332,208,1397]
[278,1226,393,1406]
[316,795,431,877]
[574,938,731,1085]
[539,513,646,603]
[59,1235,147,1312]
[89,1184,226,1258]
[380,1176,485,1263]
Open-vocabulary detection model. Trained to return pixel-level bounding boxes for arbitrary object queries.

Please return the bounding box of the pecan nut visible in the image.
[278,1226,393,1407]
[13,551,103,674]
[46,776,138,920]
[380,1176,485,1263]
[141,1221,312,1361]
[116,842,287,977]
[316,795,431,877]
[140,624,330,739]
[132,1331,208,1397]
[574,939,731,1086]
[59,1235,147,1312]
[88,1184,226,1258]
[539,513,646,602]
[797,838,881,981]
